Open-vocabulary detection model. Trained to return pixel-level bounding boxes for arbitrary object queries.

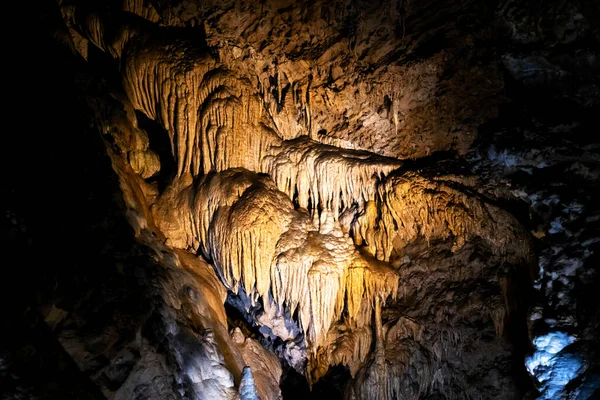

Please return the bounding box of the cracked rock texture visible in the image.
[3,0,598,399]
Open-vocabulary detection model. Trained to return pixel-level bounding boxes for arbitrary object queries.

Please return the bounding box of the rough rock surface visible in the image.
[3,0,599,399]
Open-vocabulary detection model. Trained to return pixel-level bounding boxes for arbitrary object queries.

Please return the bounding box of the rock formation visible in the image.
[3,0,598,399]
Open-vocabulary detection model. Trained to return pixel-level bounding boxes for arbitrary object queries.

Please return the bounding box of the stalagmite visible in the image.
[239,367,259,400]
[374,297,388,400]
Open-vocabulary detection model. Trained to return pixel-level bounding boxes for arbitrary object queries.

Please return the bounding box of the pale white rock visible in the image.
[239,367,259,400]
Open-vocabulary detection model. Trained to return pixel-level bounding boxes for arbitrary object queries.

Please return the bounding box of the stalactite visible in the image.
[122,37,282,177]
[148,146,530,384]
[353,172,533,264]
[262,136,402,219]
[43,1,572,399]
[152,169,399,379]
[122,0,160,22]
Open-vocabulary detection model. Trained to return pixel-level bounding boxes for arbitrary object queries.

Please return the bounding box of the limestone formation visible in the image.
[26,0,542,397]
[6,0,598,399]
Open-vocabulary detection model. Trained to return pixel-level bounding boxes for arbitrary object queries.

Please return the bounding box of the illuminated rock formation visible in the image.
[35,1,536,397]
[7,0,598,399]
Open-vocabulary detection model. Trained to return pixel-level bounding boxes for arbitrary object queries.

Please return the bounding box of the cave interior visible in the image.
[2,0,600,399]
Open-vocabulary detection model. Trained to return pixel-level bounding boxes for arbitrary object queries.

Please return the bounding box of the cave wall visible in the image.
[2,0,599,399]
